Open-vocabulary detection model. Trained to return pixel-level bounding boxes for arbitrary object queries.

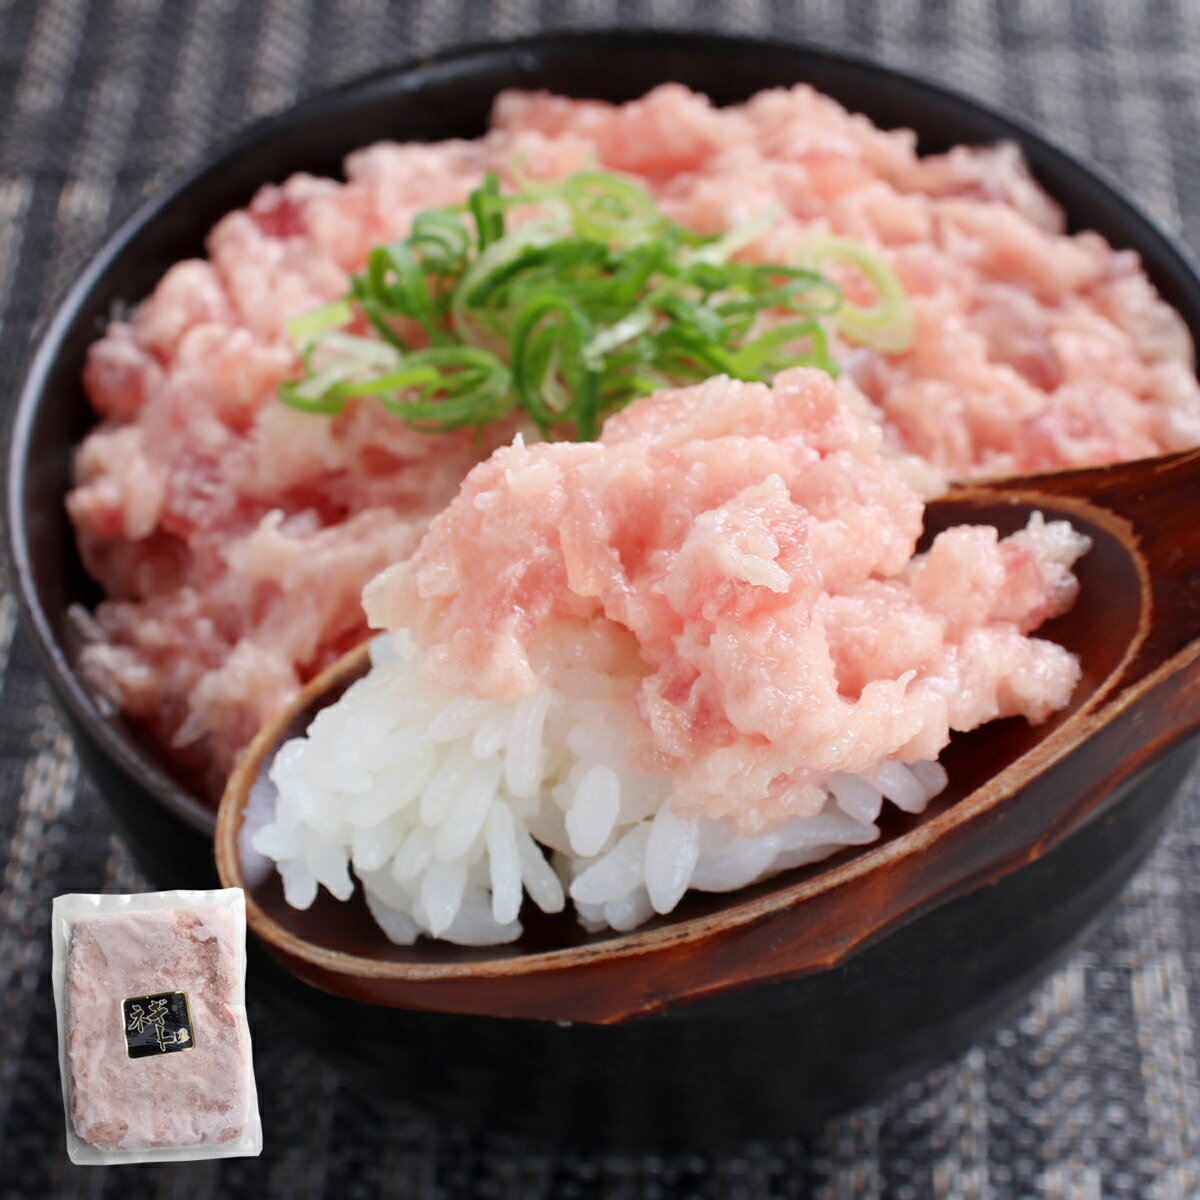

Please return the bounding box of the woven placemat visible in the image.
[3,1,1200,1195]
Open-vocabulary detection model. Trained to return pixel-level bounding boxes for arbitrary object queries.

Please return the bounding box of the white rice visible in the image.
[252,631,948,944]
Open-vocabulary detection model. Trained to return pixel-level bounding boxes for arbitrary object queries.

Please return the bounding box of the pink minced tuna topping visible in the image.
[68,84,1195,799]
[66,907,252,1151]
[364,369,1088,835]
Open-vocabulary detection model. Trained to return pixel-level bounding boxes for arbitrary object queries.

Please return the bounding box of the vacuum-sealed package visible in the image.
[50,889,262,1165]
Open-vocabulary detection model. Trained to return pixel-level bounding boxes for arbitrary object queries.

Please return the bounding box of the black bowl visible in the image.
[7,30,1200,1149]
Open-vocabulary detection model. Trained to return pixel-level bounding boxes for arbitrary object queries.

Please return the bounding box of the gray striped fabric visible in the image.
[2,0,1200,1195]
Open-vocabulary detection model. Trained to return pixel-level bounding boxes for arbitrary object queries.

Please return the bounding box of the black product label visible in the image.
[122,991,195,1058]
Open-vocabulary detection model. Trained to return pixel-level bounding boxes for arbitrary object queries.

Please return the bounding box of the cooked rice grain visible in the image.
[252,631,944,944]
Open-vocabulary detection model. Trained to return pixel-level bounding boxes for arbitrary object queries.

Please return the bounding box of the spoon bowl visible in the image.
[215,449,1200,1024]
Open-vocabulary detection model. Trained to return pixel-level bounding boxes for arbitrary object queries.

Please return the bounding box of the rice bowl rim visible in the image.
[8,31,1200,1014]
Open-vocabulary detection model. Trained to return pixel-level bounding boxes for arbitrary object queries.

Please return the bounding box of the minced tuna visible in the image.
[68,84,1200,800]
[363,368,1086,836]
[252,369,1087,942]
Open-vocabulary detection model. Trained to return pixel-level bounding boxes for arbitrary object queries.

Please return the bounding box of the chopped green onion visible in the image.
[729,320,836,379]
[316,331,404,369]
[277,169,913,436]
[285,299,355,350]
[376,347,514,429]
[469,173,507,250]
[510,297,599,438]
[561,171,664,245]
[408,209,472,276]
[799,236,916,353]
[582,309,655,367]
[685,206,783,267]
[449,216,569,354]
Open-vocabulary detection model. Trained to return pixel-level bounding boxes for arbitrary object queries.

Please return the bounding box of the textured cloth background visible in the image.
[3,1,1200,1196]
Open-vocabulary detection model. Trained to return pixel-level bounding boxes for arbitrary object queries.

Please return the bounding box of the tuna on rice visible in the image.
[252,368,1089,942]
[67,82,1196,860]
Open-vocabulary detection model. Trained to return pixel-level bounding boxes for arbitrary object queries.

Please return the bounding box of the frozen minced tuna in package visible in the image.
[50,889,262,1164]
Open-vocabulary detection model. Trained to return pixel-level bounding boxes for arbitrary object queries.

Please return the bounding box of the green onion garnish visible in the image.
[799,235,916,354]
[278,170,916,439]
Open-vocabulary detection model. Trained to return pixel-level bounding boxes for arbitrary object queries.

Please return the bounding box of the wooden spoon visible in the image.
[215,448,1200,1024]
